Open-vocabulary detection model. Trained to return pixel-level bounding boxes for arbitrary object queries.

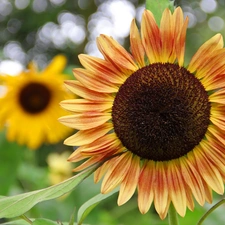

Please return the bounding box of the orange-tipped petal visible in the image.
[94,160,112,183]
[64,80,113,102]
[141,10,161,63]
[180,156,205,206]
[194,145,224,194]
[118,155,140,205]
[97,35,138,72]
[167,160,186,217]
[173,7,188,66]
[80,133,121,155]
[130,19,146,68]
[60,99,112,113]
[78,54,127,84]
[59,112,111,130]
[160,9,174,63]
[188,34,223,73]
[154,161,169,217]
[138,160,155,214]
[64,123,113,146]
[73,68,119,93]
[101,152,132,194]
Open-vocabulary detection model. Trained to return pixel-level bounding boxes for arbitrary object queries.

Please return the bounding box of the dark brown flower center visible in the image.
[19,82,51,114]
[112,63,211,161]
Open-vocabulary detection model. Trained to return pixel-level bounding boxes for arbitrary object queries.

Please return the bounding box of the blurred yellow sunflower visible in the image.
[59,7,225,219]
[47,151,73,185]
[0,55,72,150]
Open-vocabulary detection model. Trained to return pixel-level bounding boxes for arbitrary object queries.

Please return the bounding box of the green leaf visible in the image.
[1,219,91,225]
[32,218,59,225]
[77,188,119,225]
[145,0,175,25]
[1,220,31,225]
[0,165,98,219]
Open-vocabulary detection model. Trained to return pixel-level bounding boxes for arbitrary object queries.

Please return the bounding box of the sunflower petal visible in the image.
[97,34,138,72]
[154,161,169,218]
[64,80,113,101]
[180,156,205,205]
[141,10,161,63]
[138,160,154,214]
[174,7,188,66]
[167,160,186,217]
[209,89,225,104]
[194,145,224,194]
[78,54,127,84]
[118,155,140,205]
[59,112,111,130]
[188,34,223,73]
[64,123,113,146]
[130,19,146,68]
[101,152,133,193]
[94,160,112,183]
[60,99,112,113]
[42,55,67,75]
[160,9,173,63]
[73,68,119,93]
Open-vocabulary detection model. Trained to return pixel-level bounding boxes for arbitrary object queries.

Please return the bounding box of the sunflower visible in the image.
[59,7,225,219]
[0,55,72,150]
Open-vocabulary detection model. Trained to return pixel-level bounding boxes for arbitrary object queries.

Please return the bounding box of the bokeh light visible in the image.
[0,0,225,73]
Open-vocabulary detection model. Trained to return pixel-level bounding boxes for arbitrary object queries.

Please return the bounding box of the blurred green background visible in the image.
[1,0,225,224]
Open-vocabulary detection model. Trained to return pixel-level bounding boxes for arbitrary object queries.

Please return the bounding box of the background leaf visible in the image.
[32,218,59,225]
[1,219,91,225]
[0,165,98,219]
[145,0,175,25]
[77,188,119,225]
[0,132,23,195]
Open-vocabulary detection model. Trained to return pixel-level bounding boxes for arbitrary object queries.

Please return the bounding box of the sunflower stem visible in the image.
[168,204,179,225]
[197,199,225,225]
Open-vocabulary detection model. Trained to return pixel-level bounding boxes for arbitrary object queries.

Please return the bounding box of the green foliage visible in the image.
[145,0,175,25]
[0,166,98,218]
[77,189,119,225]
[32,218,62,225]
[0,132,23,195]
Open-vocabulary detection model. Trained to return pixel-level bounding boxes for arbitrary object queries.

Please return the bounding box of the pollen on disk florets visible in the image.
[112,63,211,161]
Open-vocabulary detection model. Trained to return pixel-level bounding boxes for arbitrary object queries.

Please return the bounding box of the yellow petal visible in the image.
[42,54,67,75]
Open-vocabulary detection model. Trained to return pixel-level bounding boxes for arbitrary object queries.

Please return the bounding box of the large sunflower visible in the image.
[0,55,72,150]
[59,8,225,219]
